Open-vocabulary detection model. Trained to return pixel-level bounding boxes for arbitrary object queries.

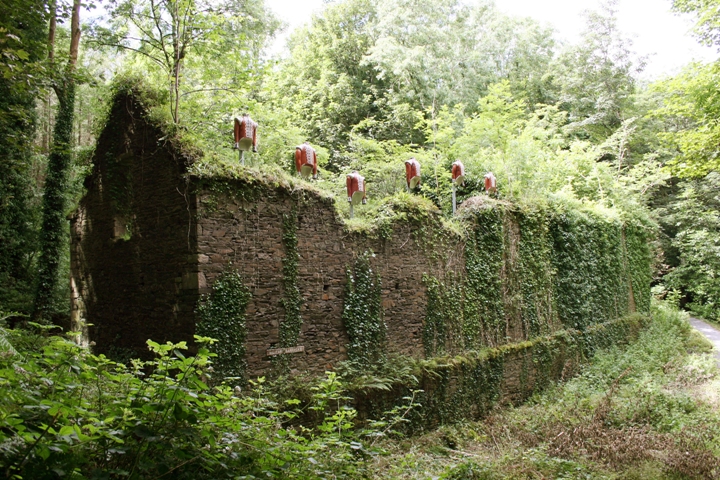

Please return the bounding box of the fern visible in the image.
[0,311,21,356]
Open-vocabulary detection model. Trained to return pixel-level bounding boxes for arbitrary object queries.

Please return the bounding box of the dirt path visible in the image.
[689,316,720,366]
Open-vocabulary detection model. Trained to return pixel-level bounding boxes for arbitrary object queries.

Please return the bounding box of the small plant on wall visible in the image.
[343,251,386,365]
[196,267,251,385]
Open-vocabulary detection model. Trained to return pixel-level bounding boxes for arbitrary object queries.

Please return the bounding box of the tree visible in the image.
[650,63,720,177]
[0,0,49,311]
[659,172,720,320]
[647,1,720,177]
[95,0,278,124]
[267,0,408,167]
[550,0,644,142]
[33,0,82,321]
[271,0,556,169]
[366,0,555,113]
[673,0,720,48]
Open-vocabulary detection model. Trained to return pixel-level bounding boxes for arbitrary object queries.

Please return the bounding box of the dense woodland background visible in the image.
[0,0,718,322]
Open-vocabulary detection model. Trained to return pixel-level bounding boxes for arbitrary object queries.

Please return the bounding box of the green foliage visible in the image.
[419,200,650,359]
[422,275,463,357]
[270,0,556,165]
[517,209,556,338]
[196,267,251,384]
[673,0,720,48]
[370,307,701,478]
[0,330,386,479]
[268,0,408,163]
[660,172,720,321]
[277,210,302,369]
[462,204,506,347]
[33,80,77,322]
[650,62,720,178]
[367,0,555,118]
[343,251,386,365]
[359,314,650,435]
[550,1,644,142]
[343,191,441,239]
[0,0,48,313]
[549,208,630,329]
[94,0,280,125]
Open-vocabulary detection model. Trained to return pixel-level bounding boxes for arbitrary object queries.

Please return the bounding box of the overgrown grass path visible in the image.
[690,316,720,366]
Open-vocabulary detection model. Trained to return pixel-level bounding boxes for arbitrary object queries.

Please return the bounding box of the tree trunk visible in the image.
[47,0,56,61]
[33,0,81,322]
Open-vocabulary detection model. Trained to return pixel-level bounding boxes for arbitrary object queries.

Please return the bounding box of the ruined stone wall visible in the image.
[72,92,648,379]
[194,180,647,378]
[353,314,649,430]
[195,182,466,377]
[71,93,199,359]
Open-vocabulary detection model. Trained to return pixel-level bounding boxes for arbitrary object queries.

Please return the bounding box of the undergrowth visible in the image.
[0,319,413,479]
[368,301,720,479]
[1,301,711,479]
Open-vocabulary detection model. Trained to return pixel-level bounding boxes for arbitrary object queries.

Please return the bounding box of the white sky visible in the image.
[265,0,718,80]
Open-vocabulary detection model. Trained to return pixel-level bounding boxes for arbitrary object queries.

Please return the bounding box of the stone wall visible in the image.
[194,182,466,377]
[194,179,647,378]
[353,314,650,430]
[71,92,199,358]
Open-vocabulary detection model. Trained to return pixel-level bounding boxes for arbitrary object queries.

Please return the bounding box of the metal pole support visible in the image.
[452,182,457,215]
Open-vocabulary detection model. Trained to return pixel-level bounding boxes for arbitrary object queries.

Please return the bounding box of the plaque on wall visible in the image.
[267,345,305,356]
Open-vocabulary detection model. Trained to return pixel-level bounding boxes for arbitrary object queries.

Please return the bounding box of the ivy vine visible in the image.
[343,251,385,366]
[549,210,629,330]
[357,313,649,432]
[517,209,555,338]
[196,267,251,385]
[422,274,464,357]
[419,203,652,359]
[463,206,505,347]
[276,209,303,370]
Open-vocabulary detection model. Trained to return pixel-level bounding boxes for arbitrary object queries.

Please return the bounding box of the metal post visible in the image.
[452,181,457,215]
[350,203,354,219]
[240,149,245,166]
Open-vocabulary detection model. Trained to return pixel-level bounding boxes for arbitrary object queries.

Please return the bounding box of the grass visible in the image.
[366,301,720,479]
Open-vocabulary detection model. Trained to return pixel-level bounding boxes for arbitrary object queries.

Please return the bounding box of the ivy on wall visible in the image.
[421,202,652,358]
[463,206,506,348]
[624,223,652,313]
[356,314,649,432]
[423,274,464,357]
[517,209,556,338]
[196,267,251,384]
[277,209,303,370]
[343,251,385,365]
[549,210,630,330]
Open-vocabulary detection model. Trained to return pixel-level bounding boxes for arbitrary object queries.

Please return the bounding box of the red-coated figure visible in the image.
[405,158,421,189]
[484,172,497,194]
[295,142,318,179]
[346,171,367,205]
[234,114,258,152]
[451,160,465,184]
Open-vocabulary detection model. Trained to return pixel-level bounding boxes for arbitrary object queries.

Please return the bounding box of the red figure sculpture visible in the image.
[484,172,497,194]
[346,171,367,205]
[451,160,465,185]
[234,114,258,153]
[405,158,421,190]
[295,142,318,179]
